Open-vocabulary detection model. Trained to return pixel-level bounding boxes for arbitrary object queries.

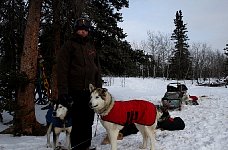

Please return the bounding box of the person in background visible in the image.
[57,17,102,150]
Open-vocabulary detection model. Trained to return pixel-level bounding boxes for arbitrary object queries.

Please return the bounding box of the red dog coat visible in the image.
[189,95,198,102]
[101,100,157,126]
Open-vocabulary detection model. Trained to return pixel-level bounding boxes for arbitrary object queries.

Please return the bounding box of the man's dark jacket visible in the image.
[57,34,102,95]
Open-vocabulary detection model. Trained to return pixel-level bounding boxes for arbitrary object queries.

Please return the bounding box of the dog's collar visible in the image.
[97,96,114,115]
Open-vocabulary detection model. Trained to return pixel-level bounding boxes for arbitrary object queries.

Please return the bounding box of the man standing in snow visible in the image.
[57,17,102,150]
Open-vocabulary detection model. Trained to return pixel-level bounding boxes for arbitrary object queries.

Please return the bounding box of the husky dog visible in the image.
[89,84,161,150]
[46,103,72,150]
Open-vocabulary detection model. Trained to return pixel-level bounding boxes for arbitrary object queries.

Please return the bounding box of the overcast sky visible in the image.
[118,0,228,51]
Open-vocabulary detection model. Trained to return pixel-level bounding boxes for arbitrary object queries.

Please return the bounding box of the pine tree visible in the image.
[170,10,192,80]
[0,0,27,130]
[224,43,228,75]
[87,0,129,76]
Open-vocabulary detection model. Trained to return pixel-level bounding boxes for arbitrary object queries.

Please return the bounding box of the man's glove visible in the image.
[58,94,73,107]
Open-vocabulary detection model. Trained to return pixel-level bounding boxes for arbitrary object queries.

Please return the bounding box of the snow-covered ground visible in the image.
[0,77,227,150]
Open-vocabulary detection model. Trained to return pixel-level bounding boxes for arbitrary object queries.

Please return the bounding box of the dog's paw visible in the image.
[101,133,124,145]
[46,143,52,148]
[54,146,69,150]
[139,144,146,149]
[101,135,110,145]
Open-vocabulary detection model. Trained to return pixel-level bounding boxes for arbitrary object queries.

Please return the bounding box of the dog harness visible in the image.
[46,107,72,128]
[101,100,157,126]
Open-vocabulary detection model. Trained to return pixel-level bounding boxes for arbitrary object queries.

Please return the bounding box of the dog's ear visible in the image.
[89,84,95,92]
[99,88,108,99]
[102,88,108,92]
[52,100,58,108]
[53,104,57,110]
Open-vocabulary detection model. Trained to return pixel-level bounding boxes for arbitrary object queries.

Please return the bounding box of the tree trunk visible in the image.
[14,0,44,136]
[50,0,61,100]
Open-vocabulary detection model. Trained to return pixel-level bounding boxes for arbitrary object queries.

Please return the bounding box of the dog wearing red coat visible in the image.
[89,84,161,150]
[186,95,199,105]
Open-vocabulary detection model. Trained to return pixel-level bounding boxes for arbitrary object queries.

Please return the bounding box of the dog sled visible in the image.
[161,82,188,110]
